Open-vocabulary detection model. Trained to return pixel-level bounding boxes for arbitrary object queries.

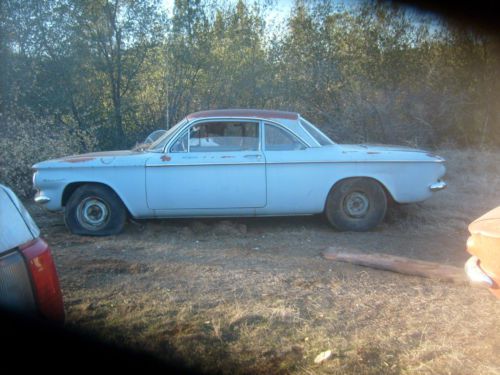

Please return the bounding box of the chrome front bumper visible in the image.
[464,256,494,288]
[429,181,447,192]
[34,195,51,204]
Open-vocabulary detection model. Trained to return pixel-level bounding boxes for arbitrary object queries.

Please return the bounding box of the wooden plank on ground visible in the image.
[323,247,467,284]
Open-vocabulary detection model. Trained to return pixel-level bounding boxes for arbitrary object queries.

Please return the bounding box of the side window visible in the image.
[170,131,188,152]
[265,124,305,151]
[188,122,259,152]
[299,118,334,146]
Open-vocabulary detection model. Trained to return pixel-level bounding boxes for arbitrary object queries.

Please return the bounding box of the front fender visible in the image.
[33,166,150,218]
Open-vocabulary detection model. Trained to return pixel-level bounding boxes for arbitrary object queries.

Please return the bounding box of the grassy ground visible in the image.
[29,149,500,374]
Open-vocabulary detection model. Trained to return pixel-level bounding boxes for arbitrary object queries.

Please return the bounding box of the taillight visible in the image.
[20,238,65,322]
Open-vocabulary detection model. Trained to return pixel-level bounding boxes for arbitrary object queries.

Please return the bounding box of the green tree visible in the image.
[73,0,164,147]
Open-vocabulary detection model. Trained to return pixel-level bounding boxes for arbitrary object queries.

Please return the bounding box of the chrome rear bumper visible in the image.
[429,181,447,192]
[464,256,494,288]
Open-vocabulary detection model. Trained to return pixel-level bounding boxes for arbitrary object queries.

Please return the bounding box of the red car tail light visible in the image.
[20,238,65,322]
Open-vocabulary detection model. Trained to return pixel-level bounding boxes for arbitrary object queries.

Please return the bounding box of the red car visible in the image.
[465,207,500,298]
[0,184,64,321]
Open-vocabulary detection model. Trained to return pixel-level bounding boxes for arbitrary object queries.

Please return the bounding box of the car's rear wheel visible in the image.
[64,184,126,236]
[325,178,387,231]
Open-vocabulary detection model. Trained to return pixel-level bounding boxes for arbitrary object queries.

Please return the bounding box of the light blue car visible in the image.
[33,109,447,235]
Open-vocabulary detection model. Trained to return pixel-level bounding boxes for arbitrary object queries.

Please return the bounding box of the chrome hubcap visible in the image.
[77,198,110,229]
[343,192,370,218]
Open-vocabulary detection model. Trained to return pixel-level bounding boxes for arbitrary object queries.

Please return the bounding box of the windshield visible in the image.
[299,117,334,146]
[147,119,188,152]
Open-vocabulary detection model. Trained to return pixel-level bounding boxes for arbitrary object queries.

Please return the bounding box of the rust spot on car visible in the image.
[62,157,95,163]
[161,155,171,162]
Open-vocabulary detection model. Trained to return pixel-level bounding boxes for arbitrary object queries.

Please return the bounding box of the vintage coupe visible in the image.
[33,109,447,235]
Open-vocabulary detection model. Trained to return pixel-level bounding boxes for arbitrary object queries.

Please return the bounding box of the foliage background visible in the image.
[1,0,499,195]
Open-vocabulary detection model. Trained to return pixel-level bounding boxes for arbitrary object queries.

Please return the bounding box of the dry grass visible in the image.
[29,148,500,374]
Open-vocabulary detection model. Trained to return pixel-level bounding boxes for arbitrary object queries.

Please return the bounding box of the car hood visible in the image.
[33,150,144,169]
[469,206,500,239]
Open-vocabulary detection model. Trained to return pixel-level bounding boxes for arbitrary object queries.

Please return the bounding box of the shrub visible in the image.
[0,113,98,198]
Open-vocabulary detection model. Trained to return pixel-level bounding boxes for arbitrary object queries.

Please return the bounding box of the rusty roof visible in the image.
[186,109,299,121]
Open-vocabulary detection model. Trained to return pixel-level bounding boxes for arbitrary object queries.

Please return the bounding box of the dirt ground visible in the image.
[28,149,500,374]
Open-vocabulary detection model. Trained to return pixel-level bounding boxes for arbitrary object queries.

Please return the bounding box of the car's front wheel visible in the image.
[325,178,387,231]
[64,184,126,236]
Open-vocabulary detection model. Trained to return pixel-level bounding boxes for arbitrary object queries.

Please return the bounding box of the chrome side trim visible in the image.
[147,162,264,168]
[267,160,445,164]
[148,159,445,168]
[34,195,51,204]
[429,181,447,192]
[465,256,494,287]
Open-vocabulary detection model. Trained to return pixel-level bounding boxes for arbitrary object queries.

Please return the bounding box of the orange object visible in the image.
[465,207,500,298]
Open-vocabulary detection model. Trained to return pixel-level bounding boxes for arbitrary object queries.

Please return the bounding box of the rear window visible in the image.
[264,124,305,151]
[299,118,334,146]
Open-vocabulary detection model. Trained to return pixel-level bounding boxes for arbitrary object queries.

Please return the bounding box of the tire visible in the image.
[325,178,387,231]
[64,184,126,236]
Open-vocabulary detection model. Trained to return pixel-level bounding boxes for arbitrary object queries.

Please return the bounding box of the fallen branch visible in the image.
[323,247,467,284]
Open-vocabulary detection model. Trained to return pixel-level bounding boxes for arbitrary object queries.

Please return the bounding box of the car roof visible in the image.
[186,109,299,121]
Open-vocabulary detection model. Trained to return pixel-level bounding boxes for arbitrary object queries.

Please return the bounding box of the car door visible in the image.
[145,120,266,210]
[260,122,322,214]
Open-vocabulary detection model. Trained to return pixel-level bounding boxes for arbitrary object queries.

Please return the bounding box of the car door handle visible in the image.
[244,154,262,159]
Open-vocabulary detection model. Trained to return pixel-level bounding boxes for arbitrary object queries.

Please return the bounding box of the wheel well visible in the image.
[62,182,84,207]
[325,177,395,211]
[62,182,131,216]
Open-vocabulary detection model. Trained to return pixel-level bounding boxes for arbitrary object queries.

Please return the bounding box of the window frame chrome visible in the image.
[170,129,189,153]
[168,118,261,154]
[298,116,335,147]
[165,117,311,154]
[263,122,308,151]
[147,118,188,152]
